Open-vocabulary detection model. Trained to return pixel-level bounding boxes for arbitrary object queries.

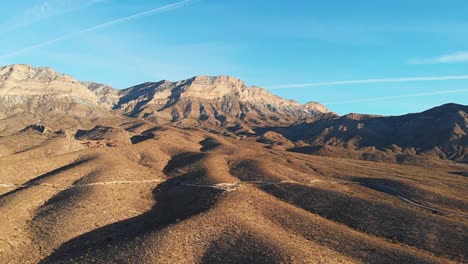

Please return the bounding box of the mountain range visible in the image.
[1,64,466,164]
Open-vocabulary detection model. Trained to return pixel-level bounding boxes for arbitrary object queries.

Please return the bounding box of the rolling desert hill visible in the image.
[0,64,467,264]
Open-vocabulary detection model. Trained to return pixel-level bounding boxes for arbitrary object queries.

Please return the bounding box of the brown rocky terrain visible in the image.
[0,65,467,263]
[260,103,468,164]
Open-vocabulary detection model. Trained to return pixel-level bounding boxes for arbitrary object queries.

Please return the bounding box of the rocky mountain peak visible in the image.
[189,75,246,87]
[0,64,96,101]
[421,103,467,115]
[303,101,331,114]
[0,64,74,82]
[0,65,104,121]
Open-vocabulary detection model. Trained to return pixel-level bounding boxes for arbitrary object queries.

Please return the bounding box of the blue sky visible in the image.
[1,0,467,115]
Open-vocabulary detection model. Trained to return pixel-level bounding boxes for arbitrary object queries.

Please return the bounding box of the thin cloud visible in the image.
[0,0,107,33]
[266,75,468,89]
[0,0,194,59]
[409,51,468,65]
[326,89,468,105]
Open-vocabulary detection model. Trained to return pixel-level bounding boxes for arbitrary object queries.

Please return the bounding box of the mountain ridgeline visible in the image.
[260,104,468,163]
[0,64,466,163]
[89,75,333,130]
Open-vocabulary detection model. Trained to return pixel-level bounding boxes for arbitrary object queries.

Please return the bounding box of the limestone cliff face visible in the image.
[114,76,331,129]
[0,64,97,101]
[0,65,108,125]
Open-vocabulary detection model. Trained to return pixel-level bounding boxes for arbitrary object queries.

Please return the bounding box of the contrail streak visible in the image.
[326,89,468,105]
[0,0,108,34]
[266,75,468,89]
[0,0,193,59]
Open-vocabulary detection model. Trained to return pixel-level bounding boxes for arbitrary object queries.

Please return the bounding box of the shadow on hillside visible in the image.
[257,182,466,262]
[41,167,224,263]
[350,177,468,212]
[130,133,155,144]
[199,137,222,152]
[0,157,94,199]
[201,232,284,264]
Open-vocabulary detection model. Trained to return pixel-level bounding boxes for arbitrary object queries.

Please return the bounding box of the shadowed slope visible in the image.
[260,103,468,163]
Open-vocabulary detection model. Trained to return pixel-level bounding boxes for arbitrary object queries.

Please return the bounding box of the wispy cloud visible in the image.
[266,75,468,89]
[0,0,194,60]
[326,89,468,105]
[409,51,468,65]
[0,0,107,33]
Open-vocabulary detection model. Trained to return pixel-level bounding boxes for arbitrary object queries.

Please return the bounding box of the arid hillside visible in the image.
[0,65,467,263]
[259,103,468,164]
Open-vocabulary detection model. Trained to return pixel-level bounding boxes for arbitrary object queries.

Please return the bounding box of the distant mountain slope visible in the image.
[0,64,332,134]
[0,65,99,115]
[81,81,120,110]
[262,103,468,162]
[0,65,120,134]
[113,76,331,130]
